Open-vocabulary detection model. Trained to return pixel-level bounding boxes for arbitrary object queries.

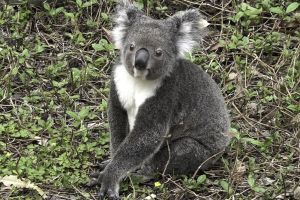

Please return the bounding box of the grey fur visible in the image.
[89,1,231,199]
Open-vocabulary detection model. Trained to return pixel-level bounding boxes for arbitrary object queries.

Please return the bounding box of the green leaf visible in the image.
[235,11,244,21]
[76,0,82,7]
[241,137,264,147]
[244,5,262,17]
[21,49,30,57]
[79,107,90,119]
[219,180,233,194]
[92,39,113,52]
[52,79,68,88]
[43,2,50,11]
[95,56,108,65]
[247,174,255,188]
[54,7,65,15]
[133,1,144,10]
[67,111,80,121]
[64,12,75,19]
[286,2,300,13]
[240,3,248,11]
[99,99,108,111]
[92,43,105,51]
[253,186,266,193]
[82,0,97,8]
[0,124,5,133]
[270,7,284,14]
[19,129,31,137]
[197,175,206,184]
[287,104,300,112]
[101,12,109,21]
[11,67,19,75]
[35,45,45,53]
[75,32,85,43]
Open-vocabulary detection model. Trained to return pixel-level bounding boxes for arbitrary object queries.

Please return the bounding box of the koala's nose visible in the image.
[134,48,149,70]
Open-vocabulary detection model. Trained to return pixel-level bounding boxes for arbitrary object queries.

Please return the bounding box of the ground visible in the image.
[0,0,299,199]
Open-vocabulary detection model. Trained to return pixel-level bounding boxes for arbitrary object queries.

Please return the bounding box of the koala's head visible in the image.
[112,0,208,80]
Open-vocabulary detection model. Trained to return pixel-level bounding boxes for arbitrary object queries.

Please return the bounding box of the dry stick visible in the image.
[72,185,93,200]
[232,102,284,131]
[175,0,235,13]
[219,0,224,38]
[167,177,200,199]
[128,176,136,199]
[192,150,225,179]
[298,135,300,170]
[162,139,171,176]
[143,0,148,16]
[9,98,24,128]
[234,102,289,133]
[241,49,275,73]
[231,102,255,129]
[35,21,51,47]
[290,43,300,88]
[47,194,74,200]
[210,0,233,19]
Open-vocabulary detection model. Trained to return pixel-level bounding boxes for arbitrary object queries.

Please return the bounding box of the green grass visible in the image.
[0,0,299,199]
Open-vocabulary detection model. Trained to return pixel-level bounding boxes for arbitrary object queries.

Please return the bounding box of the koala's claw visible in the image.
[98,172,120,200]
[99,159,111,169]
[86,172,103,187]
[98,192,105,200]
[98,189,120,200]
[86,178,100,187]
[90,172,101,178]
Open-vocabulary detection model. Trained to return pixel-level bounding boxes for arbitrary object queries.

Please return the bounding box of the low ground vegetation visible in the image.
[0,0,299,199]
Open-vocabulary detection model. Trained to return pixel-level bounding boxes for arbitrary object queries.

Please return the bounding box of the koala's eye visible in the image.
[155,48,163,57]
[129,44,135,51]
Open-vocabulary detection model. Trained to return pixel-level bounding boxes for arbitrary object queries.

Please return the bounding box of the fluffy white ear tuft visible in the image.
[112,1,143,49]
[112,9,130,49]
[119,0,131,7]
[177,22,198,57]
[199,19,210,28]
[172,9,208,57]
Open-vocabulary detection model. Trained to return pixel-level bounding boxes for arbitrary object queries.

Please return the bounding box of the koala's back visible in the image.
[170,59,230,146]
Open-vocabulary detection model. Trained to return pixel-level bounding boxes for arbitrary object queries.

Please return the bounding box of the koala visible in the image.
[88,1,231,199]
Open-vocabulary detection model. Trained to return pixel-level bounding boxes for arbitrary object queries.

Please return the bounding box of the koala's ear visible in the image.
[112,0,143,49]
[170,9,209,57]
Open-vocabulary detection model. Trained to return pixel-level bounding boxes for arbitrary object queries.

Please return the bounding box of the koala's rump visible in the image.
[166,59,230,150]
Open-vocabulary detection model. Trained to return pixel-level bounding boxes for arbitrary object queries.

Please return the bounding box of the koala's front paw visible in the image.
[87,160,112,187]
[98,171,120,200]
[87,170,120,200]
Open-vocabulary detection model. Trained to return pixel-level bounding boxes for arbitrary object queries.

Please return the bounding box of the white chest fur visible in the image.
[113,65,161,131]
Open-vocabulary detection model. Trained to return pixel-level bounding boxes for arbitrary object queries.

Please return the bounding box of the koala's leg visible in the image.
[140,136,228,176]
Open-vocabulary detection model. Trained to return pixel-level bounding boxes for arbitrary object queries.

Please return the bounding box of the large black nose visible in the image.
[135,48,149,70]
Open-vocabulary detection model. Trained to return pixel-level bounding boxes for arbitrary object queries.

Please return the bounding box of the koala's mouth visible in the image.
[133,68,149,80]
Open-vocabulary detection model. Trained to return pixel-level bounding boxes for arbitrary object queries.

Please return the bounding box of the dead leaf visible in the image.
[291,113,300,125]
[231,159,246,184]
[262,177,275,186]
[33,136,48,146]
[228,72,237,81]
[208,42,221,51]
[246,102,258,116]
[294,186,300,200]
[0,175,47,198]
